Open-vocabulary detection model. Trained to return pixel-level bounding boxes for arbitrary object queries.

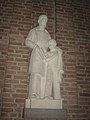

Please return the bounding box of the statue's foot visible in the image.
[31,93,40,99]
[31,94,37,98]
[45,96,53,100]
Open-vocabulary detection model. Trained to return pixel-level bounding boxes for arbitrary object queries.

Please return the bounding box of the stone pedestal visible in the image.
[25,98,63,109]
[24,98,67,120]
[24,108,67,120]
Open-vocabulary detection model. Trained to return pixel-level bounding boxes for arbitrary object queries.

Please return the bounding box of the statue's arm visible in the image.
[45,51,57,62]
[25,29,36,48]
[57,48,64,74]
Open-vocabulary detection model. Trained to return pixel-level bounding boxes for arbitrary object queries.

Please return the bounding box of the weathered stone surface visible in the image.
[24,108,67,120]
[25,98,63,109]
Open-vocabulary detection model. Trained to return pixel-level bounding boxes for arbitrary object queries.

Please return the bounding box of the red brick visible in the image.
[2,107,13,112]
[15,98,25,103]
[12,93,26,98]
[0,0,90,120]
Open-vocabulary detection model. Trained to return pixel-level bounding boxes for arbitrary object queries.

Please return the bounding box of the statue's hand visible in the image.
[59,69,64,74]
[58,68,64,74]
[58,70,64,83]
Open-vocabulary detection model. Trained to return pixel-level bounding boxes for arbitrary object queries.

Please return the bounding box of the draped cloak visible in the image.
[26,27,51,77]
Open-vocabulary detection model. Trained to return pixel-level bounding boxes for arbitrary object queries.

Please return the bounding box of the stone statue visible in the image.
[25,15,51,99]
[44,39,64,99]
[39,39,64,99]
[25,15,64,100]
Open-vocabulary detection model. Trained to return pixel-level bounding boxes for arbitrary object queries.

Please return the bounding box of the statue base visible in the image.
[25,98,63,109]
[24,108,67,120]
[24,98,67,120]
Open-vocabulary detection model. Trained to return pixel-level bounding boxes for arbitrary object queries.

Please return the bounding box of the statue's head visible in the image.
[49,39,57,49]
[38,15,48,28]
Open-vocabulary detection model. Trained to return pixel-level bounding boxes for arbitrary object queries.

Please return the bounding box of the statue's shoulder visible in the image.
[45,29,51,39]
[45,29,50,34]
[56,47,63,54]
[27,27,37,36]
[30,27,36,33]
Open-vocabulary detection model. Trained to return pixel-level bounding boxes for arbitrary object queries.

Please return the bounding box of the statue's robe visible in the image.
[44,47,63,99]
[25,27,51,98]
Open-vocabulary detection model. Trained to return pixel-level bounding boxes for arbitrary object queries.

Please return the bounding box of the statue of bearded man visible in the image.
[25,15,51,99]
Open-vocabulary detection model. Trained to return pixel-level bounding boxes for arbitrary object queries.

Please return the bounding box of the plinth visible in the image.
[24,98,67,120]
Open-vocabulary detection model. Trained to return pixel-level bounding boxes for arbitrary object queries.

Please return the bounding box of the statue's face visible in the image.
[39,18,47,28]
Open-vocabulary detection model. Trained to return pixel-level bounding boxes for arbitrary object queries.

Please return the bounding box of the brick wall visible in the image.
[73,1,90,119]
[0,0,10,117]
[56,0,90,120]
[56,1,78,120]
[0,0,90,120]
